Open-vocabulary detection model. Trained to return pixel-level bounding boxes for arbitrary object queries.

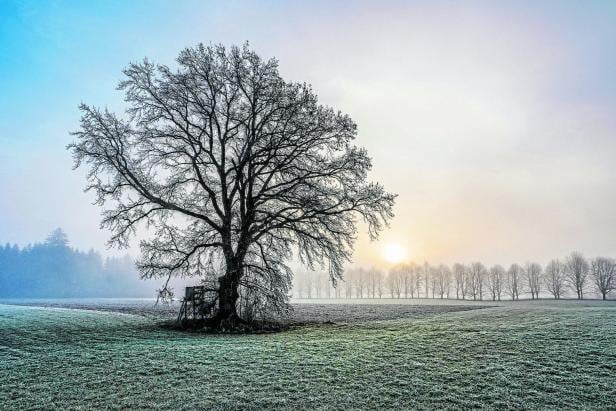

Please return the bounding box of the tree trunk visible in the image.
[217,275,239,320]
[210,263,244,330]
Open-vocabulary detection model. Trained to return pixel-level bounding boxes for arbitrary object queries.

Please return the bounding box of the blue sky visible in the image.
[1,0,616,266]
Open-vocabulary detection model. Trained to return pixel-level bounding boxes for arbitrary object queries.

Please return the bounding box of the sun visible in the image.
[382,243,408,264]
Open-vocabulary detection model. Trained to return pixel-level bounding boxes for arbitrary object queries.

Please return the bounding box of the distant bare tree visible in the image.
[376,269,385,298]
[354,268,367,298]
[388,265,404,298]
[423,262,430,298]
[506,264,523,301]
[305,272,313,299]
[343,271,353,299]
[524,262,542,300]
[293,271,304,298]
[453,263,466,300]
[367,268,376,298]
[590,257,616,300]
[385,268,393,298]
[323,273,333,299]
[544,259,566,299]
[300,271,310,299]
[368,267,385,299]
[415,264,423,298]
[321,273,329,298]
[435,264,451,299]
[445,265,453,298]
[334,282,342,298]
[468,262,486,301]
[387,269,396,298]
[313,272,320,299]
[479,267,486,300]
[565,252,590,300]
[486,265,505,301]
[401,263,415,298]
[429,266,440,298]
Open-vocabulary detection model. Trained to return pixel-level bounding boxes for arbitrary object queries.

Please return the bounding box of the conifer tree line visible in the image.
[293,252,616,301]
[0,228,152,298]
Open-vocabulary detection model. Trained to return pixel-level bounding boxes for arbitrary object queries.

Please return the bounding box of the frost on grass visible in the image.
[3,299,488,324]
[1,302,615,409]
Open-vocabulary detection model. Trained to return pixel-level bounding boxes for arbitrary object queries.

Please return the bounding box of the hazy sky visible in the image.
[1,0,616,268]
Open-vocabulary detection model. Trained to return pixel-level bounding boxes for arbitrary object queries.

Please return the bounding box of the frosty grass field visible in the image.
[1,299,615,409]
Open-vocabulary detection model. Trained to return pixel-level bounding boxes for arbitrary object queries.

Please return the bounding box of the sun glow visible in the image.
[382,243,408,264]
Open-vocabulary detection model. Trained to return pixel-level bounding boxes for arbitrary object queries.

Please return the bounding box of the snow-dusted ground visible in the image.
[4,297,613,326]
[1,300,615,409]
[0,297,491,323]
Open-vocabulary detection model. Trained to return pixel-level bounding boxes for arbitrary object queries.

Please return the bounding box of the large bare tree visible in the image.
[69,44,395,328]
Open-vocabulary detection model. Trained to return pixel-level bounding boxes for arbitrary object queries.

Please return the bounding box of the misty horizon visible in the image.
[1,227,610,301]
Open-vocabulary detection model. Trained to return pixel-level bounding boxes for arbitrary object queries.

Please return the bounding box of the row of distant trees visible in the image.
[293,252,616,301]
[0,228,153,298]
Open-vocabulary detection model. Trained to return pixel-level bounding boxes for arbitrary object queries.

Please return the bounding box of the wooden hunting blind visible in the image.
[177,286,218,322]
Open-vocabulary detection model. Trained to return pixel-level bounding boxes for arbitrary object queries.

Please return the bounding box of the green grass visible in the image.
[1,303,615,409]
